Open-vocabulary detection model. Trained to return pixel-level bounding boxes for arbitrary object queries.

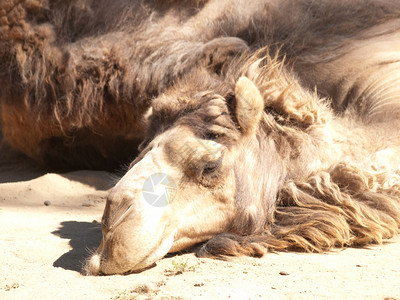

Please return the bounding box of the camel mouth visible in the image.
[121,263,157,275]
[84,250,159,276]
[86,261,157,276]
[84,225,176,276]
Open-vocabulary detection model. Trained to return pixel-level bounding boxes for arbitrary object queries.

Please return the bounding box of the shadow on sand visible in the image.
[0,146,46,183]
[52,221,102,273]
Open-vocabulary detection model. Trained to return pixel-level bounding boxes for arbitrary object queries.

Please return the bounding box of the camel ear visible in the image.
[235,77,264,135]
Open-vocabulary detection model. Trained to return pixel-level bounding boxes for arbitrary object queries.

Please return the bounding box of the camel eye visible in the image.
[205,132,219,140]
[202,157,222,175]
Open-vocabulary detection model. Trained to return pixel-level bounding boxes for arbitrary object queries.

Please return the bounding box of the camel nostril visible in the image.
[102,190,136,231]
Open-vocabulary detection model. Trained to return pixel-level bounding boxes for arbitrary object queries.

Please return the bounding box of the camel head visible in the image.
[84,75,286,275]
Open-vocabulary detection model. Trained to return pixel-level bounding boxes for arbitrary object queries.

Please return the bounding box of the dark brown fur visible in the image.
[0,0,247,168]
[2,0,400,168]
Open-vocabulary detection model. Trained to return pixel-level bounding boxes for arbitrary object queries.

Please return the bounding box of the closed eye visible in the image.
[202,157,222,175]
[205,132,220,140]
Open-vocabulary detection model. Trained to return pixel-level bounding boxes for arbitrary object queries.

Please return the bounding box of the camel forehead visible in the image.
[149,91,239,143]
[159,126,225,166]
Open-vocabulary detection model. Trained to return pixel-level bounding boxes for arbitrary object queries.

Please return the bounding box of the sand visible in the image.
[1,150,400,300]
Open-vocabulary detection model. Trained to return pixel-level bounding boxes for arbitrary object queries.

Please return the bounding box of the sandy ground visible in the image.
[1,151,400,300]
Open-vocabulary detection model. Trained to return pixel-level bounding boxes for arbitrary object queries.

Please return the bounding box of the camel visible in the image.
[84,52,400,274]
[1,1,400,275]
[85,2,400,274]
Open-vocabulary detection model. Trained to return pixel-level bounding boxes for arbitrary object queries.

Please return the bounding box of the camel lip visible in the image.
[94,262,157,276]
[92,227,176,275]
[121,263,157,275]
[97,250,166,276]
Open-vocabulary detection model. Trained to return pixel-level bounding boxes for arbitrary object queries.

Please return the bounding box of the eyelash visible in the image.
[202,157,222,175]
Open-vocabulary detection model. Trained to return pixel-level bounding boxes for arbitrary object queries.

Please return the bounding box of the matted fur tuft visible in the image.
[276,164,400,248]
[242,51,329,128]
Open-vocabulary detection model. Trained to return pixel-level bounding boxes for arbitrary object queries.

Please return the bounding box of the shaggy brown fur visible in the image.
[0,0,248,168]
[2,0,400,168]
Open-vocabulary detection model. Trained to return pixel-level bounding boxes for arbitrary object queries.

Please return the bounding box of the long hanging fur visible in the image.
[198,163,400,258]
